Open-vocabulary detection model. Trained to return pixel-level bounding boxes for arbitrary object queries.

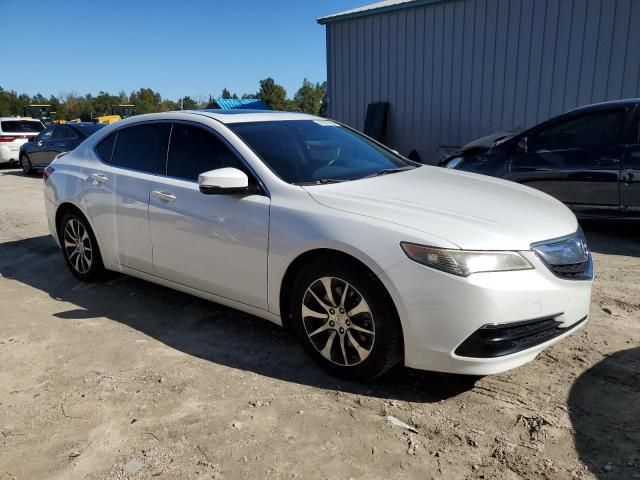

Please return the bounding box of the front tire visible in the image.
[290,257,403,381]
[20,154,32,175]
[60,212,107,282]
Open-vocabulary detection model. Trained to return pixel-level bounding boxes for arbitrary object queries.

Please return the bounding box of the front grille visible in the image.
[455,314,588,358]
[547,261,592,280]
[531,229,593,281]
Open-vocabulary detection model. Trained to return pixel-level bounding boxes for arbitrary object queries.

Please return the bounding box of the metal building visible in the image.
[318,0,640,164]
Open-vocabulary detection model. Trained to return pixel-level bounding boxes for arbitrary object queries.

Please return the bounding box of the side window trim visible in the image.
[162,123,174,176]
[163,120,269,196]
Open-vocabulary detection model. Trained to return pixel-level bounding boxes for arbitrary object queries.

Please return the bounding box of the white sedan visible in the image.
[43,110,593,381]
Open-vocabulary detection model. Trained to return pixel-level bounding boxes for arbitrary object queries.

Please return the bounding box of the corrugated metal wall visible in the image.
[325,0,640,164]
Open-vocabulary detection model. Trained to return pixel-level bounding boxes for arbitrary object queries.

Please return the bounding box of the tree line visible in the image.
[0,77,327,120]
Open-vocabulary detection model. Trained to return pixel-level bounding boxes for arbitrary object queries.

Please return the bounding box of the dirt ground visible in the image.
[0,168,638,480]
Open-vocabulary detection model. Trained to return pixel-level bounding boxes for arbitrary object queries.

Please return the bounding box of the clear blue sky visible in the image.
[4,0,364,101]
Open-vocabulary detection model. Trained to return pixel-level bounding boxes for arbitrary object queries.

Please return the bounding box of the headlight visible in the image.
[400,242,534,277]
[531,228,589,265]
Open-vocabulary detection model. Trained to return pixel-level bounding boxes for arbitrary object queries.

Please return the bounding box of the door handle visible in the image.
[90,173,109,184]
[152,190,176,202]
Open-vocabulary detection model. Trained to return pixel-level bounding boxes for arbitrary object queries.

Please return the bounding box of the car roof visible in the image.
[0,117,43,122]
[571,98,640,113]
[176,109,323,124]
[66,122,102,127]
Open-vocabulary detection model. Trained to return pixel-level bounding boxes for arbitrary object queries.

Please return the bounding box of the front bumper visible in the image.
[454,314,587,358]
[379,250,592,375]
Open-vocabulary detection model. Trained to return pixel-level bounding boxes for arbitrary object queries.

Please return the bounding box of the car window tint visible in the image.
[230,120,410,184]
[532,110,624,151]
[73,123,105,137]
[0,120,44,133]
[95,133,116,163]
[39,127,55,141]
[53,126,76,139]
[110,123,170,173]
[167,124,242,181]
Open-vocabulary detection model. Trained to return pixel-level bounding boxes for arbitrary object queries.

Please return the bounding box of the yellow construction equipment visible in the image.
[93,115,122,125]
[111,104,135,119]
[89,105,135,125]
[22,104,54,125]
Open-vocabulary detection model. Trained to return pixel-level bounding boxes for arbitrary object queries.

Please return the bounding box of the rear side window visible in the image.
[1,120,44,133]
[95,133,116,163]
[73,123,105,137]
[53,126,77,139]
[166,123,242,181]
[109,123,170,173]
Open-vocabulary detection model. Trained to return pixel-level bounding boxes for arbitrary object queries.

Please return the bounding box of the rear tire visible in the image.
[59,211,107,282]
[290,257,403,382]
[20,154,32,175]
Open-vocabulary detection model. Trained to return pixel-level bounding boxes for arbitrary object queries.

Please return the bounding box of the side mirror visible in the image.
[198,167,251,195]
[517,137,528,153]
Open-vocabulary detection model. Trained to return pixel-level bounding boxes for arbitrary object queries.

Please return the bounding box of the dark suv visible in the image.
[441,99,640,219]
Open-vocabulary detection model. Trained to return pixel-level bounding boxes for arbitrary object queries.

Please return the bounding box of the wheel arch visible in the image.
[54,202,106,261]
[278,248,403,336]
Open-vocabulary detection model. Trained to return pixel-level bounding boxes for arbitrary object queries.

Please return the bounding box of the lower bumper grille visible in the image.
[547,260,593,280]
[454,314,587,358]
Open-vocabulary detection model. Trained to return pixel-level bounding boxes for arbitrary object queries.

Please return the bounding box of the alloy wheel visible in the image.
[21,155,31,174]
[301,276,375,366]
[63,218,93,274]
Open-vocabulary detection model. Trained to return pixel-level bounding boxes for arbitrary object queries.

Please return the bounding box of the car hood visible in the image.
[303,166,577,251]
[460,128,523,151]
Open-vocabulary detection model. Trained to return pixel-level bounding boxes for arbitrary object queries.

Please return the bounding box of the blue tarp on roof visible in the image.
[213,98,270,110]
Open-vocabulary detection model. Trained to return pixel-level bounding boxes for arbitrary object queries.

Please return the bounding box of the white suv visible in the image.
[0,118,45,165]
[43,110,593,381]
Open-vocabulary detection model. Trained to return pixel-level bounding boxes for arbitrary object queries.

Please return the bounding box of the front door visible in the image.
[508,109,627,211]
[148,122,270,309]
[30,126,55,164]
[43,125,78,165]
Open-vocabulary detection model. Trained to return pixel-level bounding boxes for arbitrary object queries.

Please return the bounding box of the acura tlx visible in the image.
[43,110,592,381]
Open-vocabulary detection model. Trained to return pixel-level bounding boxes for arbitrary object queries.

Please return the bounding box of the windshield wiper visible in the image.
[365,166,418,178]
[296,178,347,185]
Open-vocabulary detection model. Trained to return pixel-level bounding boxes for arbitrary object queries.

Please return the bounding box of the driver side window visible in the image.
[530,110,624,152]
[166,124,244,182]
[38,127,55,142]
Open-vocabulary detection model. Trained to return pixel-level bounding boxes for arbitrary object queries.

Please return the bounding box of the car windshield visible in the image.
[229,120,417,184]
[1,120,44,133]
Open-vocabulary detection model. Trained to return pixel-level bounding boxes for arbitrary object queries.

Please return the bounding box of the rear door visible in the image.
[82,122,170,273]
[508,108,628,211]
[621,106,640,211]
